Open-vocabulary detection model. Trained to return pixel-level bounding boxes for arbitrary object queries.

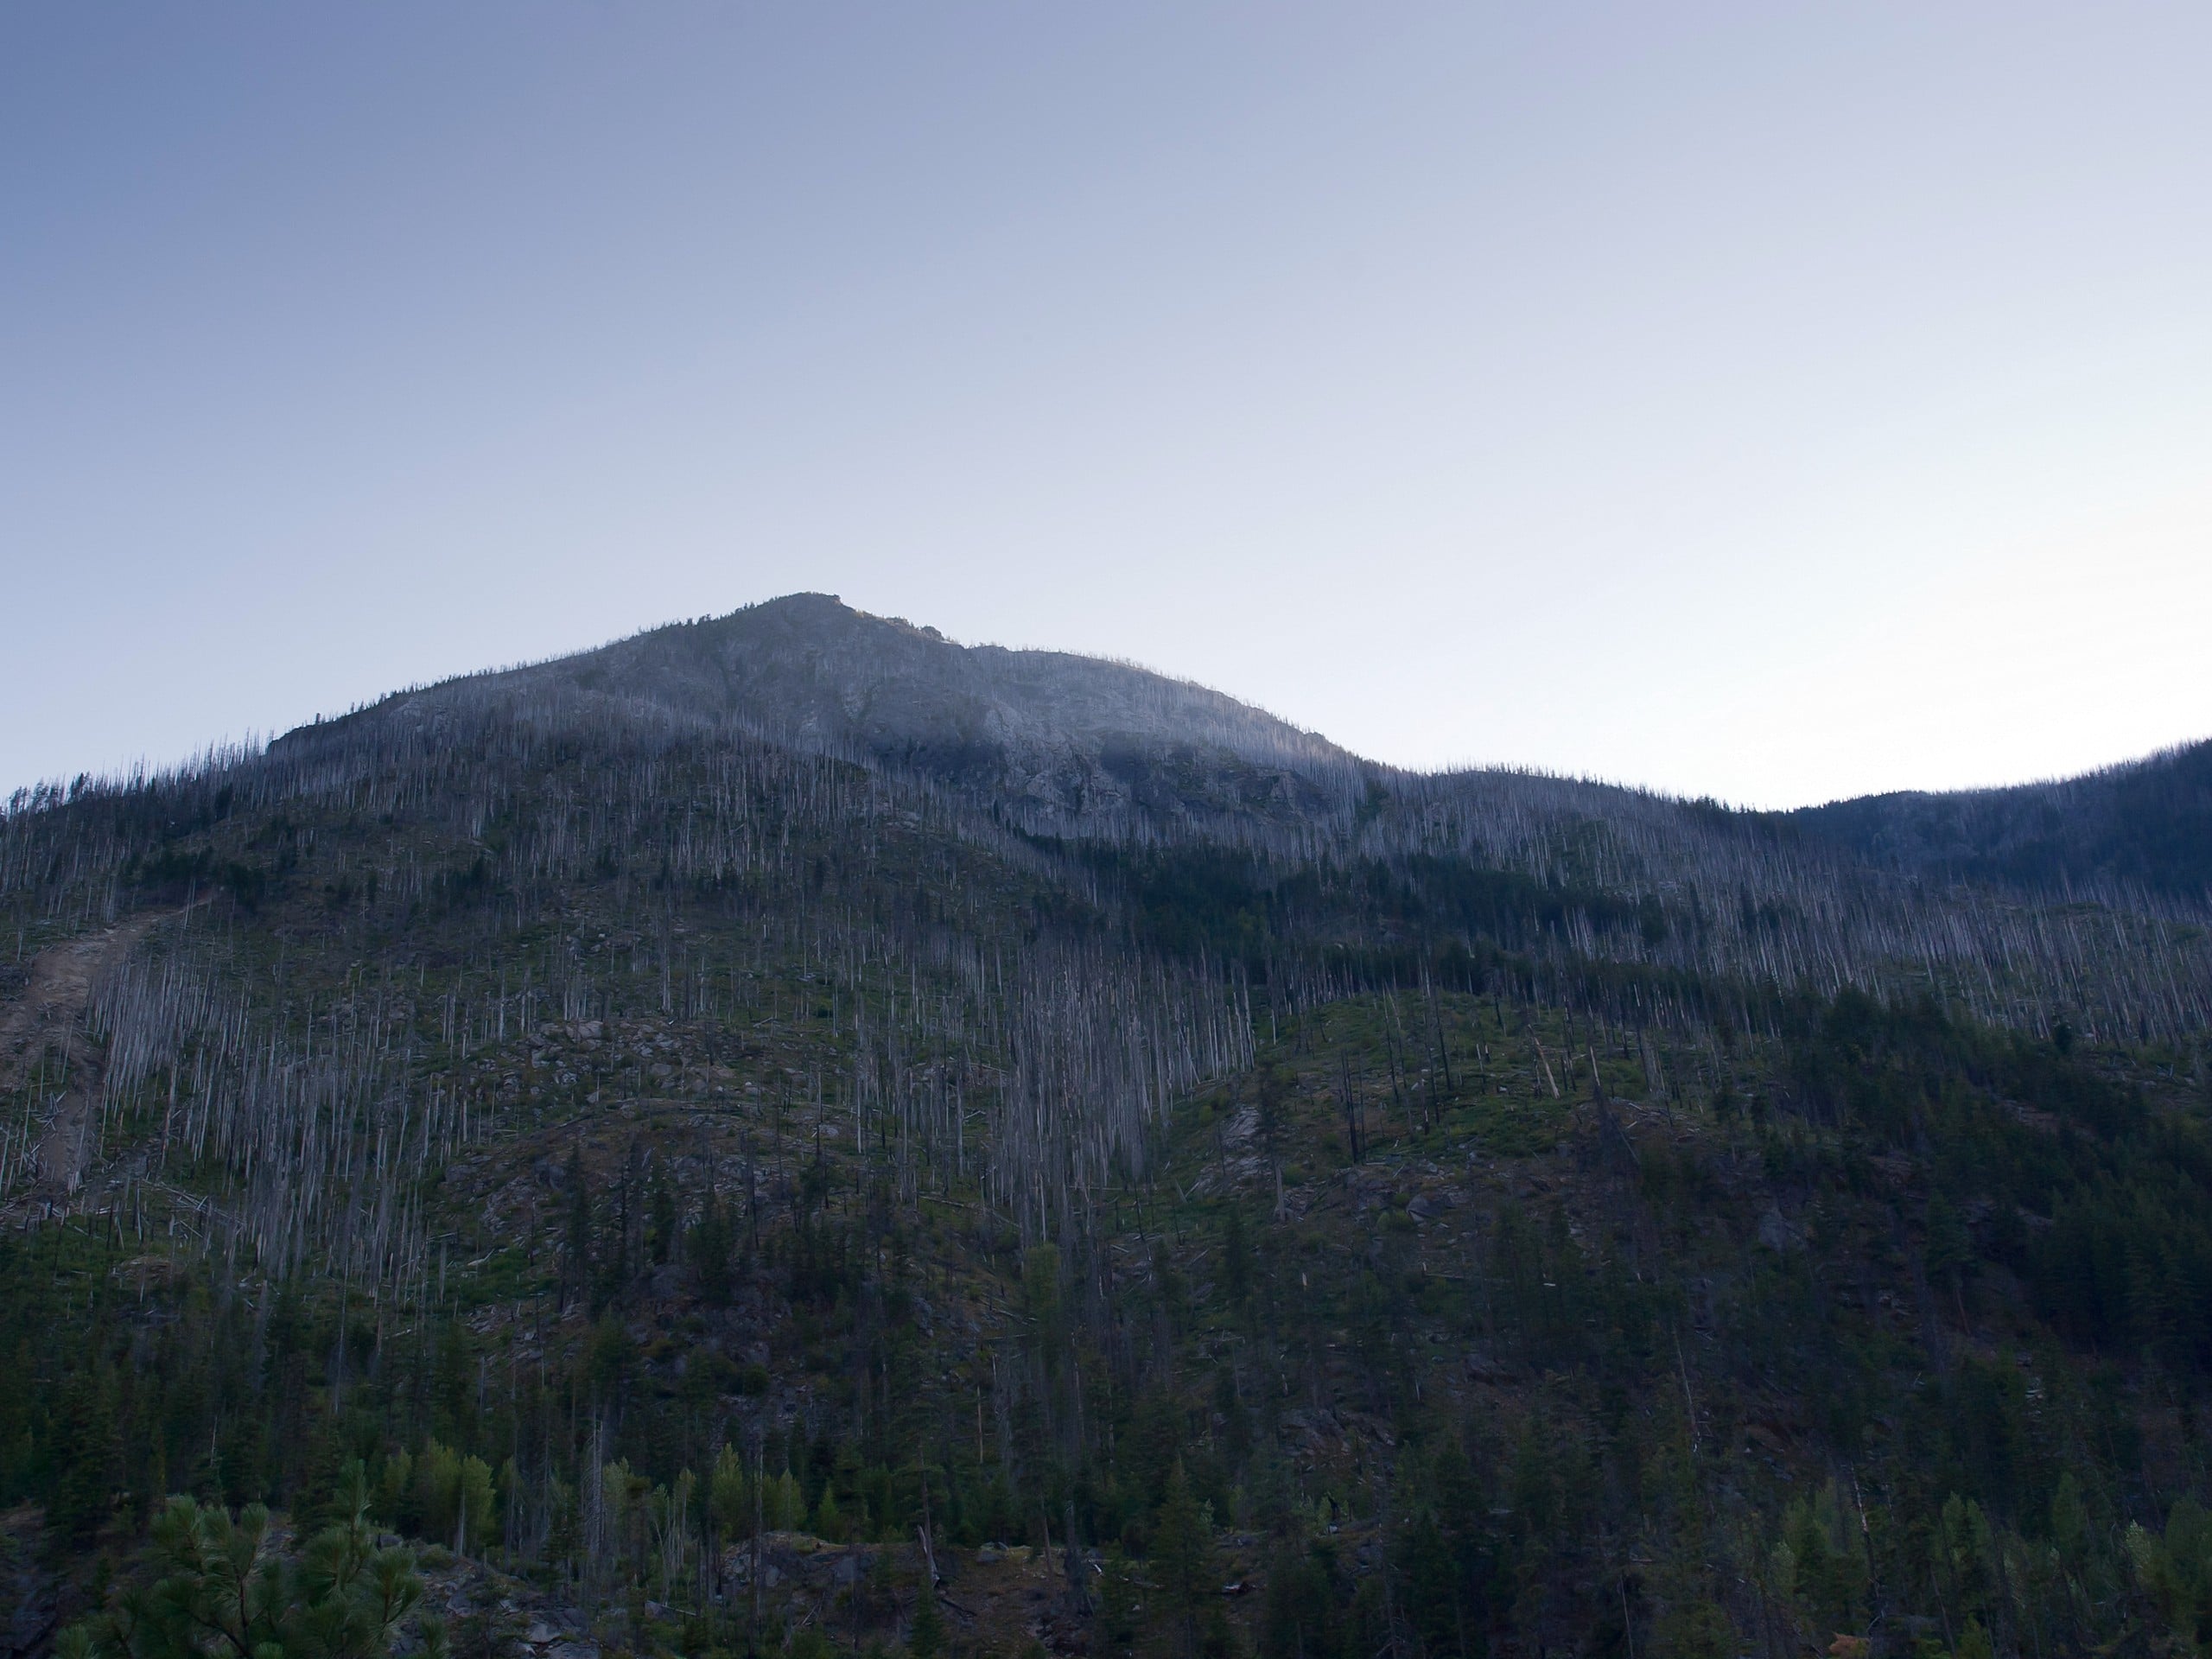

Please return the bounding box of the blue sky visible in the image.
[5,4,2210,807]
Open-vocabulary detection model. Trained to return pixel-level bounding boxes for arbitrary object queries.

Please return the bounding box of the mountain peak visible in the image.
[303,594,1361,831]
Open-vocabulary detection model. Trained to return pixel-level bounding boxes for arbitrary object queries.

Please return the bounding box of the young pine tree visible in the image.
[1149,1464,1219,1659]
[692,1192,732,1306]
[908,1578,947,1659]
[561,1146,592,1313]
[49,1365,124,1547]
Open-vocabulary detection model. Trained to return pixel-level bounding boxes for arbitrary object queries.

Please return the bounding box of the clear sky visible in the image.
[5,4,2209,809]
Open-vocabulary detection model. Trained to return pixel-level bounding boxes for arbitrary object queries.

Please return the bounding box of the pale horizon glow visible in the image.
[5,5,2210,810]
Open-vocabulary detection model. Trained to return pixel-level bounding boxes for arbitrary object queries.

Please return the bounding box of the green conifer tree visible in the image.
[907,1580,946,1659]
[50,1365,123,1546]
[1149,1464,1217,1659]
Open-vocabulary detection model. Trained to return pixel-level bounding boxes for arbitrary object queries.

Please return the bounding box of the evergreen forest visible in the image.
[6,595,2212,1659]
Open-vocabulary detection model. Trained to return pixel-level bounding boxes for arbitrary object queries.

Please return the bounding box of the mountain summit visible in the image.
[299,593,1361,829]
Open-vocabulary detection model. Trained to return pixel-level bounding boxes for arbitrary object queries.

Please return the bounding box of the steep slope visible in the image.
[5,599,2212,1659]
[279,593,2212,1044]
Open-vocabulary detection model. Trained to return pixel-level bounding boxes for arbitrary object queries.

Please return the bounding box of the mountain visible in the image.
[287,594,2212,1044]
[1790,738,2212,903]
[290,594,1363,832]
[5,595,2212,1659]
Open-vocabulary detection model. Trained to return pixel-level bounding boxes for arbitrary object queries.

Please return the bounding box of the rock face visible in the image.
[295,594,1364,832]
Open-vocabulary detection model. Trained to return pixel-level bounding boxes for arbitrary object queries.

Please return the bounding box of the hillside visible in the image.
[296,594,1363,834]
[1790,740,2212,903]
[4,596,2212,1659]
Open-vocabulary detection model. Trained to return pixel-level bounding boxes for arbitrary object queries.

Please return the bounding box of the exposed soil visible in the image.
[1,907,185,1193]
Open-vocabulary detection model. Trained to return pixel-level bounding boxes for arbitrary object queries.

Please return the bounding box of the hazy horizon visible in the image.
[7,5,2210,809]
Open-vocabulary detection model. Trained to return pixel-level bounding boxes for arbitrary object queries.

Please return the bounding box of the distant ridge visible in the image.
[1789,738,2212,901]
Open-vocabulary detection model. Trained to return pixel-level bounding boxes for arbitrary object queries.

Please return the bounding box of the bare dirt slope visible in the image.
[2,908,176,1193]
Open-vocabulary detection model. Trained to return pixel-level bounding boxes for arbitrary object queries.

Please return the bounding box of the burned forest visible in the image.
[7,594,2212,1659]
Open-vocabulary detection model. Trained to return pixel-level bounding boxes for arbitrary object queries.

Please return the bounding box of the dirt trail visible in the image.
[1,907,181,1192]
